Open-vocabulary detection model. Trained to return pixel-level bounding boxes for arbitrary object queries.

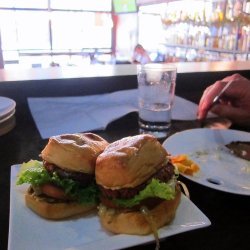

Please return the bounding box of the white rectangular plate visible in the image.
[8,165,211,250]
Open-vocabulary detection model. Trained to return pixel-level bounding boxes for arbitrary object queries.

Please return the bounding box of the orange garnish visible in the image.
[171,154,200,176]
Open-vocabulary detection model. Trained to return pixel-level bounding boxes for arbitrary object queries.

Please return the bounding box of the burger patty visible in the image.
[43,161,94,187]
[99,161,175,200]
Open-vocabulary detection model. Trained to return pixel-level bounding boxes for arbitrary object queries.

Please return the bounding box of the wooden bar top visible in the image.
[0,61,249,82]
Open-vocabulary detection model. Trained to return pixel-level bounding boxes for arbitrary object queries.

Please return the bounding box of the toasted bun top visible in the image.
[41,133,109,173]
[96,134,167,189]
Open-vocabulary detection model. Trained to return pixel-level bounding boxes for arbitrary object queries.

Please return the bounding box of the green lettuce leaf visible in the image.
[114,178,176,208]
[16,160,99,204]
[17,160,51,186]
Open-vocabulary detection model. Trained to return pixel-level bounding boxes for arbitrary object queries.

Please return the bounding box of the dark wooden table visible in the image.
[0,68,249,250]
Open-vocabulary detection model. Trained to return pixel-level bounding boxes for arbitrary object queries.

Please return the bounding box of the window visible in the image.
[14,11,50,50]
[0,0,47,8]
[0,0,113,68]
[51,12,112,50]
[51,0,111,11]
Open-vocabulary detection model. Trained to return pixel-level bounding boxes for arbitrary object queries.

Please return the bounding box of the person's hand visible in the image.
[197,74,250,127]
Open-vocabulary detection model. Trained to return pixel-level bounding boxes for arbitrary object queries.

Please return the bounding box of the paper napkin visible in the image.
[28,89,202,139]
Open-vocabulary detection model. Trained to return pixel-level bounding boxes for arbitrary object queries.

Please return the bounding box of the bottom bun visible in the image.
[25,192,96,220]
[98,186,181,235]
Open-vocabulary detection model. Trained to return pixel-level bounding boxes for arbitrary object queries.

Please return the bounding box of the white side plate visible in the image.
[163,128,250,196]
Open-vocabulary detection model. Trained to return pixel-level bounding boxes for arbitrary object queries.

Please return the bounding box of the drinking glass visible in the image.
[137,63,177,138]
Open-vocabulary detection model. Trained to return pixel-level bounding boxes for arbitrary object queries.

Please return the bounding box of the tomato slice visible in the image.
[40,184,70,200]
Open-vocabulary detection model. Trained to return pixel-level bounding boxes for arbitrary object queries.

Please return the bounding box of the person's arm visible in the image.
[197,74,250,126]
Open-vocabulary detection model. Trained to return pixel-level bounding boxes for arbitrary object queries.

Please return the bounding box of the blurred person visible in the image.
[197,73,250,127]
[132,44,151,64]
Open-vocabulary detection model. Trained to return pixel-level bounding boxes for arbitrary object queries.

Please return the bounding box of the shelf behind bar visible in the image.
[163,43,250,55]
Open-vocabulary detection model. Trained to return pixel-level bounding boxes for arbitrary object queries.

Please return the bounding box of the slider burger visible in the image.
[16,133,108,219]
[95,134,181,236]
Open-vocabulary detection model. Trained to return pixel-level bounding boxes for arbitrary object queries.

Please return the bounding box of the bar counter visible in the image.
[0,62,249,250]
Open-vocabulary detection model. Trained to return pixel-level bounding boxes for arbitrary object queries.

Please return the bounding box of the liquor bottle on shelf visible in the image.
[156,0,249,61]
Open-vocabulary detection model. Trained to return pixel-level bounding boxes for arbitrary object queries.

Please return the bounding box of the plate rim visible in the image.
[0,97,16,118]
